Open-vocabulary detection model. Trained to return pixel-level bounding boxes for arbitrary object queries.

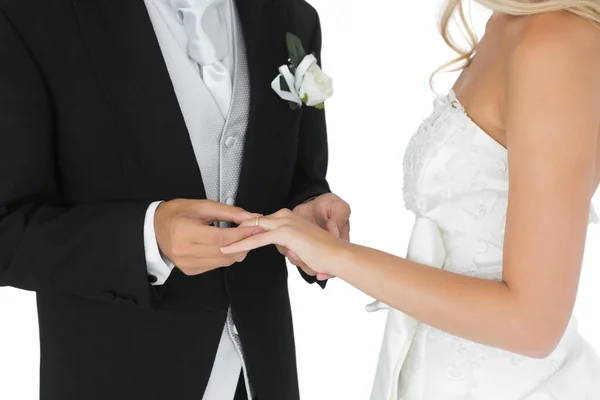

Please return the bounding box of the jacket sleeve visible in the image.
[0,9,155,309]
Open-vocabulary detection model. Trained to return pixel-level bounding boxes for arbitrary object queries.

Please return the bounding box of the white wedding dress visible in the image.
[368,91,600,400]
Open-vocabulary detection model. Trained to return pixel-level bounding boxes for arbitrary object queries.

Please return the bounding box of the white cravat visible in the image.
[161,0,233,116]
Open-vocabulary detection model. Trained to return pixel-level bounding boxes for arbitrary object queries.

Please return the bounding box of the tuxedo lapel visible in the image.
[234,0,299,213]
[71,0,206,199]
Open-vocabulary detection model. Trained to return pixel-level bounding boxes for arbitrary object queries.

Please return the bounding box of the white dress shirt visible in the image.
[142,1,250,399]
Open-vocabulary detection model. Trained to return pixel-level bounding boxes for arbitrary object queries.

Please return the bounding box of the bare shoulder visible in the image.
[503,12,600,147]
[511,12,600,70]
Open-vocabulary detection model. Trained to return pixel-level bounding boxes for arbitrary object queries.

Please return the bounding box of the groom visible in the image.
[0,0,349,399]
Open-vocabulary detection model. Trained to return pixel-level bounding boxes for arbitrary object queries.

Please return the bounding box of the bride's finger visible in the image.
[238,215,283,231]
[221,231,281,254]
[238,214,263,228]
[326,221,340,238]
[256,215,291,231]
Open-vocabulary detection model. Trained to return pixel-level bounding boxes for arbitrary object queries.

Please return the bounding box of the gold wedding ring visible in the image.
[255,215,261,227]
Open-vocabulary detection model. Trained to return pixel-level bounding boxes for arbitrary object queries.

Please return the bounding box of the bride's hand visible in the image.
[222,209,345,276]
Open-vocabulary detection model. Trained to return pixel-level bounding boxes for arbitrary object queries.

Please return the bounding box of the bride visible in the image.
[224,1,600,399]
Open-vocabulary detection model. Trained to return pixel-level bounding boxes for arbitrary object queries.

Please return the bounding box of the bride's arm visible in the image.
[224,14,600,358]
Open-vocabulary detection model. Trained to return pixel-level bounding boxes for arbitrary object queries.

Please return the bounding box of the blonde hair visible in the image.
[434,0,600,83]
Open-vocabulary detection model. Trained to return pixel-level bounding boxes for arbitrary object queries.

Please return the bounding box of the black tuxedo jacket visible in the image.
[0,0,329,399]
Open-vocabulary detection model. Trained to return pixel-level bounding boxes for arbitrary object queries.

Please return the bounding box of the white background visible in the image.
[1,1,599,399]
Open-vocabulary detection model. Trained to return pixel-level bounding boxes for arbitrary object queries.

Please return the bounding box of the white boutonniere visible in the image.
[271,33,334,110]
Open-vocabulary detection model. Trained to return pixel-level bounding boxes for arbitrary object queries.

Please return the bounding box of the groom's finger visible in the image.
[276,245,296,262]
[326,221,340,238]
[298,264,318,277]
[329,200,351,227]
[316,272,334,281]
[276,246,311,272]
[287,250,300,262]
[341,221,350,242]
[288,251,310,270]
[191,200,255,225]
[199,225,262,247]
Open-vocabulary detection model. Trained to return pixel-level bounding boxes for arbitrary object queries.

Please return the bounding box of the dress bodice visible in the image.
[384,91,600,400]
[403,90,596,280]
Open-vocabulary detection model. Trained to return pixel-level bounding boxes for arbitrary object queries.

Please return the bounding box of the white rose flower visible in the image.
[298,63,334,107]
[271,41,334,110]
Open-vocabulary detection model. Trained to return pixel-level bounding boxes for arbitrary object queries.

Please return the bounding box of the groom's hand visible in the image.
[281,193,351,280]
[154,199,260,275]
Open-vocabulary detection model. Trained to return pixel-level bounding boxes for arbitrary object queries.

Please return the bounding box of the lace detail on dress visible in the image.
[403,95,460,213]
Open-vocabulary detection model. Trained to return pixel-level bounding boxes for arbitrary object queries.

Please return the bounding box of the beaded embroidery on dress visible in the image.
[378,90,600,400]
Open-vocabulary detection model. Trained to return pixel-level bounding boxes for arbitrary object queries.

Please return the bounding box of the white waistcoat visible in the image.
[145,1,252,399]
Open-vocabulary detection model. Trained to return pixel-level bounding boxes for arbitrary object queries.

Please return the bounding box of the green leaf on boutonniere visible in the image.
[301,94,309,104]
[314,103,325,110]
[286,32,306,69]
